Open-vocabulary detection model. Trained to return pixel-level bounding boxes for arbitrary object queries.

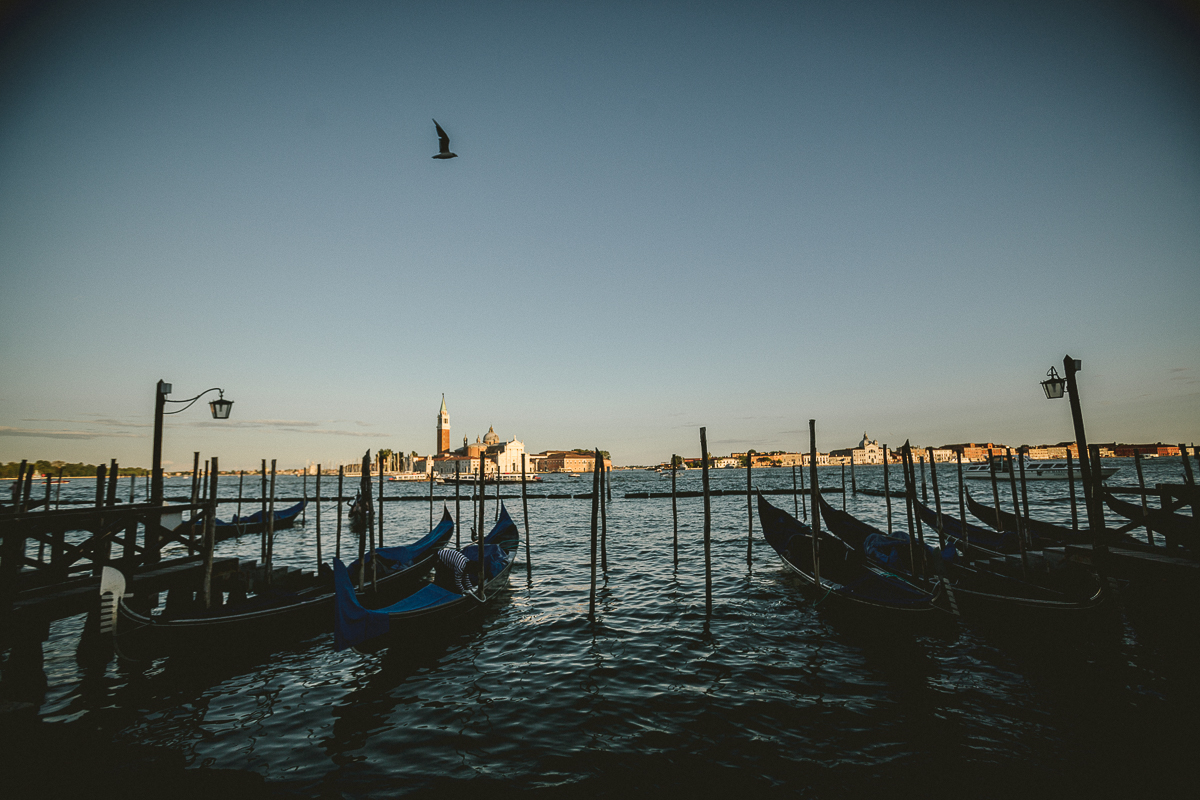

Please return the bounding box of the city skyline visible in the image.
[2,1,1198,471]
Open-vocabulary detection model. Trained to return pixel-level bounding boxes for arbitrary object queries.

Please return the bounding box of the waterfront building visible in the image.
[537,450,612,473]
[829,433,886,465]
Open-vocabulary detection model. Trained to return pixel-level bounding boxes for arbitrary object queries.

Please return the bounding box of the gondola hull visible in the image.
[334,505,521,652]
[105,510,455,655]
[757,494,943,614]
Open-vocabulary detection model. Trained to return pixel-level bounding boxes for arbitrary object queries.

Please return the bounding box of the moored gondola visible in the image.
[757,493,942,613]
[186,499,307,541]
[821,496,1105,613]
[100,509,455,655]
[1103,490,1197,554]
[333,504,521,652]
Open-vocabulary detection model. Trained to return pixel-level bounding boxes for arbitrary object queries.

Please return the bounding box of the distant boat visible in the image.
[438,475,542,486]
[387,474,430,482]
[961,455,1117,481]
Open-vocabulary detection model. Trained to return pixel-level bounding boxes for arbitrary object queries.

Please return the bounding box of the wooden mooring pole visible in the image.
[1134,452,1154,546]
[808,421,821,586]
[521,453,531,569]
[203,457,218,609]
[701,428,712,616]
[1067,451,1079,531]
[455,460,461,549]
[600,455,608,573]
[746,451,753,564]
[315,465,322,570]
[671,455,678,568]
[884,445,893,535]
[588,450,600,622]
[336,465,344,560]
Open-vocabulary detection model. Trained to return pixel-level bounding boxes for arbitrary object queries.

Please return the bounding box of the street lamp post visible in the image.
[1042,356,1106,556]
[148,380,233,559]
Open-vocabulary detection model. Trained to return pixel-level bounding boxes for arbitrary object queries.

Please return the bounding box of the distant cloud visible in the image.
[0,426,137,440]
[191,418,386,437]
[23,417,150,429]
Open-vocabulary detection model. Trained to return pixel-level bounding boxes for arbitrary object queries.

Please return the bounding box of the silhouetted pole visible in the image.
[454,460,462,548]
[955,450,967,558]
[357,452,368,590]
[1066,451,1079,531]
[429,469,435,531]
[850,453,857,496]
[315,465,322,569]
[588,450,600,622]
[1181,443,1196,486]
[840,462,846,511]
[988,448,1002,530]
[600,455,608,572]
[266,459,277,588]
[521,453,531,569]
[919,454,928,505]
[746,450,753,564]
[260,460,268,564]
[477,453,487,603]
[378,461,385,547]
[927,447,946,549]
[1134,452,1154,546]
[700,428,712,616]
[302,470,307,525]
[1018,453,1032,545]
[1062,356,1106,557]
[607,465,612,502]
[808,421,821,586]
[151,379,167,507]
[883,445,893,535]
[791,465,799,518]
[495,462,501,521]
[478,456,487,538]
[1005,447,1029,577]
[901,444,920,579]
[799,455,807,520]
[235,470,244,529]
[203,457,218,608]
[336,465,344,559]
[671,455,679,567]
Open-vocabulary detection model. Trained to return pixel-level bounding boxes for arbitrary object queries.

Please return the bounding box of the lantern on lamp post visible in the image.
[1041,356,1105,554]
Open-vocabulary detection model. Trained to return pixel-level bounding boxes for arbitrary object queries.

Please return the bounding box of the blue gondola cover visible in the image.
[333,558,390,651]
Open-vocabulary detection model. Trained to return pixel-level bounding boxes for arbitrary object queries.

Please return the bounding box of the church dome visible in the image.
[483,426,499,445]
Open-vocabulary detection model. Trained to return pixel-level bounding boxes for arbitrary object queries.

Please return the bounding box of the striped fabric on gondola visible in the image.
[437,548,476,594]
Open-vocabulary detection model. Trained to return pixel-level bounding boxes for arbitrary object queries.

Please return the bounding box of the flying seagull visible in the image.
[432,119,457,159]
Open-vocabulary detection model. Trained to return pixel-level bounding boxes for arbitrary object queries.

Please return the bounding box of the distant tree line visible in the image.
[0,461,150,479]
[569,448,611,460]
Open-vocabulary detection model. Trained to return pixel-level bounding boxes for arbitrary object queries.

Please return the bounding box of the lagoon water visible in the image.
[17,459,1200,797]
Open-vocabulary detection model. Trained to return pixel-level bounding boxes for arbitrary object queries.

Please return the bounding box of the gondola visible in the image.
[100,509,455,655]
[185,499,307,540]
[965,486,1095,546]
[333,504,521,652]
[1103,490,1197,553]
[912,497,1019,554]
[820,496,1105,613]
[756,493,942,613]
[856,487,907,499]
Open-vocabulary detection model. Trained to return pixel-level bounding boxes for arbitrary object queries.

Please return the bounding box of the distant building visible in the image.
[537,450,612,473]
[437,395,450,454]
[1112,443,1180,457]
[828,433,886,465]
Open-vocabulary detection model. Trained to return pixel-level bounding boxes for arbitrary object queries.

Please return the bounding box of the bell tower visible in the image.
[436,395,450,454]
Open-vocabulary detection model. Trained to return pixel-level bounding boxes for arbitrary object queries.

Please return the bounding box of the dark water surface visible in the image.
[13,460,1200,797]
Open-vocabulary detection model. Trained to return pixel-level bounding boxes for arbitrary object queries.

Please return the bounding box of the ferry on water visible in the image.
[961,454,1118,481]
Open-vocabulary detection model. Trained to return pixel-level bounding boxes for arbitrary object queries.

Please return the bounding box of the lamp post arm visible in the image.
[162,388,225,415]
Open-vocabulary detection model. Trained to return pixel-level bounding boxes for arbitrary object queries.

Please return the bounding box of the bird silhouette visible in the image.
[432,119,457,159]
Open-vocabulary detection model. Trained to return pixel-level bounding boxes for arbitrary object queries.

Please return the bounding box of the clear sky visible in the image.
[2,0,1198,470]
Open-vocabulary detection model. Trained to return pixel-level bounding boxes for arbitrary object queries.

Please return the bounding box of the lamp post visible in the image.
[1041,356,1106,555]
[150,380,233,505]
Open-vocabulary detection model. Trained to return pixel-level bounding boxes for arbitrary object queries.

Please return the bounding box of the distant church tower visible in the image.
[436,395,450,454]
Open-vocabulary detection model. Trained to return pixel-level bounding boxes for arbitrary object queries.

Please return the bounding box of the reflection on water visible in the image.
[14,460,1200,796]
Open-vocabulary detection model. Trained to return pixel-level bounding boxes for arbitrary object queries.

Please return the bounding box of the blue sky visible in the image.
[2,0,1198,469]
